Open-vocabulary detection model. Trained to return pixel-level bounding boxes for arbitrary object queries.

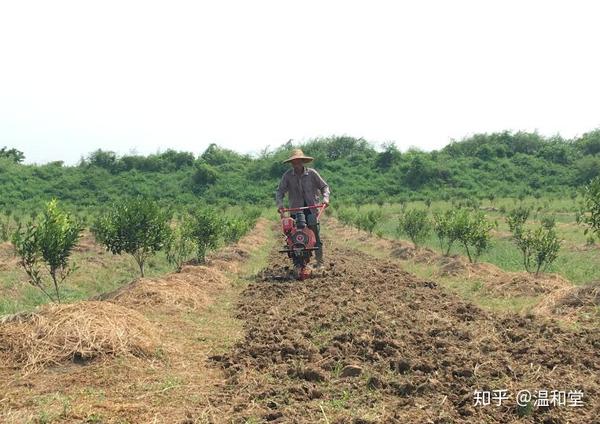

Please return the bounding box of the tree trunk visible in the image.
[51,271,61,304]
[138,260,145,277]
[464,244,473,263]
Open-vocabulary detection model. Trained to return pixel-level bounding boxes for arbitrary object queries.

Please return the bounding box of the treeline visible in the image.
[1,129,600,210]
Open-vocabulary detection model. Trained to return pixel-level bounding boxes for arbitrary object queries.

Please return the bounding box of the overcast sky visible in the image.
[1,0,599,165]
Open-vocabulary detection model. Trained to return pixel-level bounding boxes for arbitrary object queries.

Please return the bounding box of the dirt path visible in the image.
[208,235,600,423]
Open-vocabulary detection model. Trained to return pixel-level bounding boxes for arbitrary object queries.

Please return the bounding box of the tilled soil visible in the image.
[210,243,600,423]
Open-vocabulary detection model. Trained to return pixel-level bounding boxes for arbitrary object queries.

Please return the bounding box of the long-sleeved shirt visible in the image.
[275,167,330,209]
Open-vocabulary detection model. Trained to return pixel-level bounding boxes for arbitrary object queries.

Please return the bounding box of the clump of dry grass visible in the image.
[533,281,600,325]
[177,265,229,288]
[0,301,158,373]
[102,277,212,310]
[557,281,600,308]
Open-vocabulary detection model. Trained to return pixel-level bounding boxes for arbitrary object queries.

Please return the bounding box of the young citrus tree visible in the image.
[166,225,196,272]
[222,216,250,244]
[433,209,469,256]
[337,208,358,227]
[184,207,225,263]
[433,209,493,262]
[507,206,530,234]
[12,199,83,303]
[513,225,561,276]
[355,209,382,234]
[581,176,600,239]
[397,208,431,248]
[461,211,494,263]
[93,197,171,277]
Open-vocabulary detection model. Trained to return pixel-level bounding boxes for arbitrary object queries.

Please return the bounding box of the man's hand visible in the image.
[278,207,285,218]
[323,200,329,208]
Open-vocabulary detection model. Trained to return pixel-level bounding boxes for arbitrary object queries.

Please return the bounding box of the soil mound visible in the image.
[0,301,158,372]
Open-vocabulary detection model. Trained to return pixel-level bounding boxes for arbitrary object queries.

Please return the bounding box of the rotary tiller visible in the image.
[278,204,326,280]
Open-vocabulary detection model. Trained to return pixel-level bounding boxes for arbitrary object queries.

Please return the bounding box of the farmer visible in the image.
[276,148,330,268]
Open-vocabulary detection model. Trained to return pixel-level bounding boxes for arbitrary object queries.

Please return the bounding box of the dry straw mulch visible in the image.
[98,266,230,311]
[533,281,600,323]
[0,301,158,373]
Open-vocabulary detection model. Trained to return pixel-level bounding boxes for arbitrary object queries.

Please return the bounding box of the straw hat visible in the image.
[282,148,314,164]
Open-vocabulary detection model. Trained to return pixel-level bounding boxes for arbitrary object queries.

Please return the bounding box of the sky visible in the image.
[0,0,599,165]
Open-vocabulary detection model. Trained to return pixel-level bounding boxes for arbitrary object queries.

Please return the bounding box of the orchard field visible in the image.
[1,133,600,423]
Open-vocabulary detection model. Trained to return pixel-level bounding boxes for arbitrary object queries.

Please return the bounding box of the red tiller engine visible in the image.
[278,205,325,280]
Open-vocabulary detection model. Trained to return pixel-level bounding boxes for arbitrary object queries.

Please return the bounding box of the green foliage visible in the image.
[574,156,600,184]
[337,208,358,227]
[433,209,464,256]
[0,213,16,242]
[397,209,431,248]
[540,215,556,230]
[575,128,600,155]
[506,206,530,233]
[184,207,225,263]
[12,199,82,302]
[192,162,219,192]
[581,176,600,239]
[0,147,25,163]
[512,225,562,275]
[432,209,493,262]
[355,210,382,234]
[93,197,171,277]
[223,217,250,244]
[87,149,119,173]
[166,225,196,272]
[462,212,494,263]
[2,129,600,211]
[375,142,401,170]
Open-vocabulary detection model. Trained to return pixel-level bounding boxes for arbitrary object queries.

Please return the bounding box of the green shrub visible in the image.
[223,217,251,244]
[433,209,467,256]
[355,210,382,234]
[540,215,556,229]
[12,199,83,303]
[184,207,225,263]
[513,225,561,275]
[166,225,196,272]
[0,213,16,242]
[433,209,493,262]
[397,209,431,248]
[461,212,494,263]
[93,197,171,277]
[581,176,600,239]
[337,208,358,227]
[507,206,530,233]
